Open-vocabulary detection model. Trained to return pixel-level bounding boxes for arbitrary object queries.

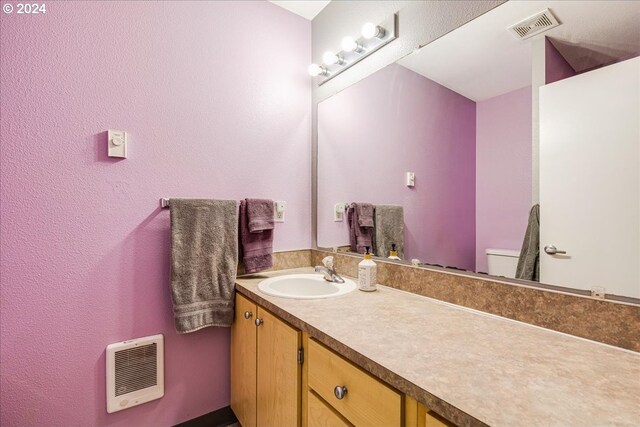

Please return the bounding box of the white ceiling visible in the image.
[269,1,331,20]
[398,1,640,101]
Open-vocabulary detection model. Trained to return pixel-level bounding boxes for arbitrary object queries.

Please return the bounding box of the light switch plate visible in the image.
[108,129,127,158]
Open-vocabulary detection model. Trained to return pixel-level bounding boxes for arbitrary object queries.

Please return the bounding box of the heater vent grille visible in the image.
[114,343,158,396]
[106,334,164,413]
[508,9,560,40]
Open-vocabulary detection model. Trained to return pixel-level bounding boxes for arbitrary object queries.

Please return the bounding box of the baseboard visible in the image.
[174,406,238,427]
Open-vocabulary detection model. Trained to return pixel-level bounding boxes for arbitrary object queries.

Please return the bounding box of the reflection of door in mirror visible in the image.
[539,57,640,299]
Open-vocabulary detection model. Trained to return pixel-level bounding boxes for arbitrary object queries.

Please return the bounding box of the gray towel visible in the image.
[515,204,540,281]
[170,199,238,333]
[374,205,404,259]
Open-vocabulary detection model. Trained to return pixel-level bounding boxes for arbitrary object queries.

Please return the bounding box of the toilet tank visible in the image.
[485,249,521,278]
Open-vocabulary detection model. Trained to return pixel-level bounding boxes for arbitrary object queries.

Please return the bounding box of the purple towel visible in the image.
[246,198,274,233]
[356,203,374,228]
[348,203,373,254]
[240,200,273,273]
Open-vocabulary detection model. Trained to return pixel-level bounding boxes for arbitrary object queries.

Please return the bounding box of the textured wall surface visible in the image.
[476,86,532,273]
[0,2,310,426]
[318,64,476,269]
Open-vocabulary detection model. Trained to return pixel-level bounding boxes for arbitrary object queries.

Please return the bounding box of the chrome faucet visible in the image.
[315,256,345,283]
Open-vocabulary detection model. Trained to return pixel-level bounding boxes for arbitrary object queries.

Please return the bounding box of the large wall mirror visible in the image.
[316,1,640,302]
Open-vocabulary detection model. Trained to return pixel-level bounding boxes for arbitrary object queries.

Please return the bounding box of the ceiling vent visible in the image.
[508,9,560,40]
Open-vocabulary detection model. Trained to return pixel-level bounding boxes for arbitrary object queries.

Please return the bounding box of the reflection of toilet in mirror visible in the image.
[485,249,520,279]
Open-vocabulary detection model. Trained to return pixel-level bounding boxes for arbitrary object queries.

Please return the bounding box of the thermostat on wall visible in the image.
[108,129,128,158]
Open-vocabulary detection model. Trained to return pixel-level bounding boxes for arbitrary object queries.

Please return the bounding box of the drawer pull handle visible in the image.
[243,311,253,319]
[334,385,348,400]
[255,318,263,327]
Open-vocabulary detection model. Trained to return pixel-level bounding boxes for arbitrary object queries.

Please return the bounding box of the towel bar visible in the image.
[161,198,280,209]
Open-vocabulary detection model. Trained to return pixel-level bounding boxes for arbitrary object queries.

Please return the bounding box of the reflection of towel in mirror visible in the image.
[170,198,238,333]
[515,204,540,281]
[373,205,404,259]
[356,203,374,227]
[348,203,374,254]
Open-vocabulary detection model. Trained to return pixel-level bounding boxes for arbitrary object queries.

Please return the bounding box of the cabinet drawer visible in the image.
[308,389,352,427]
[308,339,401,427]
[419,403,456,427]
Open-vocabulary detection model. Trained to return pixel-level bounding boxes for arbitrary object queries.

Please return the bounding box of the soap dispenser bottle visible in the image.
[358,247,377,292]
[388,244,401,261]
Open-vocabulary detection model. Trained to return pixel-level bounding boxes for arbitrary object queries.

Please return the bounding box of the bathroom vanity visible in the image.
[231,280,451,427]
[231,268,640,427]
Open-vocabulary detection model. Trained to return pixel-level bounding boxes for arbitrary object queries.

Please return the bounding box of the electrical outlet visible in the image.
[274,201,286,223]
[334,203,346,222]
[590,286,605,299]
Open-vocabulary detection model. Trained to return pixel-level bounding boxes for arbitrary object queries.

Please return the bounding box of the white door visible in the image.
[539,57,640,298]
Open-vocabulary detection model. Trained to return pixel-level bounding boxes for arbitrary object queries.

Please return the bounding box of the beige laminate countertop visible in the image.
[235,268,640,427]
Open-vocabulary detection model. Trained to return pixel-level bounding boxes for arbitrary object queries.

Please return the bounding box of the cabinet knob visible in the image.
[243,311,253,319]
[255,318,263,327]
[334,385,348,400]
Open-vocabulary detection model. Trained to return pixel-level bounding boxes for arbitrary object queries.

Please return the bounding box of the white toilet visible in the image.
[485,249,521,278]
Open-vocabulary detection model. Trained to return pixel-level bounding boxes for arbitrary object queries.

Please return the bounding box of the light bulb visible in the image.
[341,36,363,53]
[362,22,385,39]
[308,63,327,77]
[323,51,339,65]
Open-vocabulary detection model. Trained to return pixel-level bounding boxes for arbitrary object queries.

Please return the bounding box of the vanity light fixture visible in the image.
[362,22,386,39]
[322,51,345,66]
[309,13,397,86]
[341,36,365,53]
[308,63,329,77]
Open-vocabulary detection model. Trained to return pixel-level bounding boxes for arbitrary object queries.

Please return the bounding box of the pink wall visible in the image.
[545,38,576,84]
[475,87,532,273]
[318,64,476,269]
[0,2,310,426]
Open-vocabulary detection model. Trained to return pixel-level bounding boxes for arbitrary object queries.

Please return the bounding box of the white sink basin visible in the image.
[258,274,357,299]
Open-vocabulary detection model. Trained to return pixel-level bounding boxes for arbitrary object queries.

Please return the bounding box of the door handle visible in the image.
[544,245,567,255]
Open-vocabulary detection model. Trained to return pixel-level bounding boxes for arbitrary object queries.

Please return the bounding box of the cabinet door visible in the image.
[257,307,301,427]
[231,293,257,427]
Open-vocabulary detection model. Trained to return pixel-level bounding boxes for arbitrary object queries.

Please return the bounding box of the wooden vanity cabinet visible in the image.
[305,338,456,427]
[231,293,302,427]
[307,389,352,427]
[231,292,455,427]
[307,338,402,427]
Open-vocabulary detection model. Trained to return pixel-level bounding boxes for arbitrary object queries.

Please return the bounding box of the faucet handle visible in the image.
[322,256,334,269]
